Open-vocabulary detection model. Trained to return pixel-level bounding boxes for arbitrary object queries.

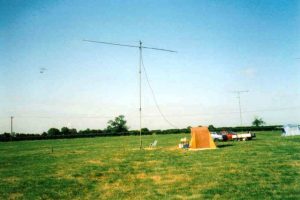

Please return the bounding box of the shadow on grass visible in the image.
[216,143,234,148]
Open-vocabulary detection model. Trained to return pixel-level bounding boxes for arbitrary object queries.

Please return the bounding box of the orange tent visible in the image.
[190,127,216,150]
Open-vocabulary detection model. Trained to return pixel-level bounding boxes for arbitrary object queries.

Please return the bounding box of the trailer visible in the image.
[211,131,255,142]
[232,132,255,141]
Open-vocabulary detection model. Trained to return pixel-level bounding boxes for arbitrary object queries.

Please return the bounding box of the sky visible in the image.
[0,0,299,133]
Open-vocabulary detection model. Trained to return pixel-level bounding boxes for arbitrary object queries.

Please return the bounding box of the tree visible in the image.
[47,128,60,136]
[61,127,70,135]
[208,125,216,131]
[79,128,90,135]
[60,127,77,135]
[141,128,149,132]
[106,115,128,133]
[69,128,77,135]
[141,128,150,134]
[42,132,47,136]
[252,117,265,127]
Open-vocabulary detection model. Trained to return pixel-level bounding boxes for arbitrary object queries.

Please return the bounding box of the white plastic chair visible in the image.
[149,140,158,148]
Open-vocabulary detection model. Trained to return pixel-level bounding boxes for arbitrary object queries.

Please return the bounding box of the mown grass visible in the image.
[0,131,299,199]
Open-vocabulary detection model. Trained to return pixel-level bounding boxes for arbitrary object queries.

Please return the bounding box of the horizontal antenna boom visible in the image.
[83,39,176,52]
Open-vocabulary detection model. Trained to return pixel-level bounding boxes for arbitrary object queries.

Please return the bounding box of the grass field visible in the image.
[0,131,299,199]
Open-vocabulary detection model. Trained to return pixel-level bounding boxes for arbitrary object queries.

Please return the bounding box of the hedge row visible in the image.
[0,125,282,142]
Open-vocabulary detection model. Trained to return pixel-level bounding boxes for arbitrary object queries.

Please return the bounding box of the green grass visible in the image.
[0,131,300,199]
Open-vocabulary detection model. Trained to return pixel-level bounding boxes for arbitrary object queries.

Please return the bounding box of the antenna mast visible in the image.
[83,39,176,149]
[139,41,142,149]
[10,116,14,136]
[233,90,249,126]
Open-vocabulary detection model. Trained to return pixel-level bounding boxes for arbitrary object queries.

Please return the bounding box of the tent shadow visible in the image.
[216,143,234,148]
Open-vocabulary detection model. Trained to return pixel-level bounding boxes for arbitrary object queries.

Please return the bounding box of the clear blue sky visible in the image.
[1,0,299,133]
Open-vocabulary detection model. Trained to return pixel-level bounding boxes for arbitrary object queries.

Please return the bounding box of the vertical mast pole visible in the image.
[139,41,142,149]
[233,90,248,131]
[238,93,243,126]
[10,116,13,136]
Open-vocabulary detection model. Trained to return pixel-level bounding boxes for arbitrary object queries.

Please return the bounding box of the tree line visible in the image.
[0,115,281,142]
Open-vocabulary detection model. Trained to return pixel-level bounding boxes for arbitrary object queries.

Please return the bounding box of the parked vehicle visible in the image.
[211,131,255,141]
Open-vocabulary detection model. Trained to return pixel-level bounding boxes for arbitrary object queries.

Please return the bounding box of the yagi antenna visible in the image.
[83,39,177,149]
[83,39,177,53]
[40,67,47,74]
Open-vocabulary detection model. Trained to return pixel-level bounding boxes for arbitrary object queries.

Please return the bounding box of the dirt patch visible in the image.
[70,150,87,154]
[111,158,124,163]
[165,146,182,151]
[100,181,133,198]
[132,160,162,169]
[174,194,203,199]
[107,168,117,174]
[228,168,239,174]
[135,173,162,182]
[151,175,161,182]
[55,170,74,180]
[9,192,23,200]
[143,147,164,151]
[4,176,20,184]
[136,173,147,179]
[135,173,191,185]
[161,174,190,184]
[87,160,104,165]
[50,150,87,157]
[147,160,161,165]
[132,161,143,166]
[290,161,300,167]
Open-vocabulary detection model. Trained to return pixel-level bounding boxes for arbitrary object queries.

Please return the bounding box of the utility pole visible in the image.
[139,41,142,149]
[83,39,176,149]
[10,116,14,136]
[233,90,249,126]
